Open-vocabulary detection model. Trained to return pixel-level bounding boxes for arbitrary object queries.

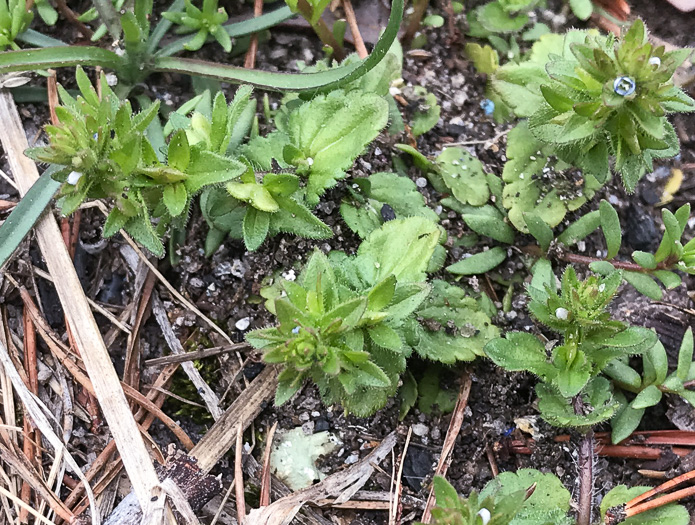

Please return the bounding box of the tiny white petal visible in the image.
[555,307,569,320]
[477,508,491,525]
[306,157,314,166]
[648,56,661,67]
[67,171,83,185]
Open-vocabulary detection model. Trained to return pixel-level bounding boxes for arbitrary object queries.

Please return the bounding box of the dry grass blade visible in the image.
[18,287,195,451]
[104,366,279,524]
[0,337,99,524]
[259,422,278,507]
[0,485,59,525]
[244,432,398,525]
[0,439,74,522]
[0,91,162,516]
[145,343,250,367]
[421,370,472,523]
[236,427,247,520]
[389,426,412,525]
[151,294,223,420]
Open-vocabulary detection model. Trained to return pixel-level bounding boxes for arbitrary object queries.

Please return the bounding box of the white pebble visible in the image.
[415,177,427,188]
[412,423,428,437]
[555,307,569,320]
[235,317,251,331]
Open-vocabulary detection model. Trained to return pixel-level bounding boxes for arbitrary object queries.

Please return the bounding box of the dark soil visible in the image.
[1,0,695,523]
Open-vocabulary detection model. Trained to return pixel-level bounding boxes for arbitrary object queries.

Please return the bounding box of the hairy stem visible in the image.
[577,430,595,525]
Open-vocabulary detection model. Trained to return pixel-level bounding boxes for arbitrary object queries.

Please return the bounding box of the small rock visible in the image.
[299,412,311,422]
[453,91,467,107]
[189,277,205,288]
[314,418,330,432]
[403,446,433,490]
[243,362,265,380]
[235,317,251,331]
[231,259,246,278]
[344,452,359,465]
[625,205,658,251]
[301,421,315,435]
[416,177,428,188]
[412,423,429,437]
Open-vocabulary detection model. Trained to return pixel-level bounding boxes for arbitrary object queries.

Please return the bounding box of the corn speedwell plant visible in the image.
[247,217,498,416]
[25,68,245,256]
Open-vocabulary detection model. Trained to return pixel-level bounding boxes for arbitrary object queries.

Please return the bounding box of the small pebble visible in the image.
[412,423,429,437]
[235,317,251,331]
[415,177,427,188]
[344,452,359,465]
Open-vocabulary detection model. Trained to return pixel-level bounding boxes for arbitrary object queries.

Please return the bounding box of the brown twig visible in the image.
[521,244,675,273]
[342,0,367,59]
[244,0,264,69]
[19,308,39,523]
[421,370,472,523]
[145,343,251,367]
[626,468,695,510]
[626,484,695,518]
[235,427,247,521]
[53,0,94,39]
[259,422,278,507]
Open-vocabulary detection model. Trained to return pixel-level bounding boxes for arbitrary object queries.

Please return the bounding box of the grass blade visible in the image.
[0,166,60,271]
[0,47,123,73]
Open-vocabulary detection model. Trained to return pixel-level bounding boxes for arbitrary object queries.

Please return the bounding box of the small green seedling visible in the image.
[485,265,658,428]
[491,20,694,192]
[163,0,232,52]
[247,217,497,416]
[607,328,695,443]
[26,68,245,256]
[589,203,694,300]
[425,470,573,525]
[0,0,32,51]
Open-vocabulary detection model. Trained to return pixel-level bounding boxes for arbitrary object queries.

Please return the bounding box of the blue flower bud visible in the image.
[613,76,636,96]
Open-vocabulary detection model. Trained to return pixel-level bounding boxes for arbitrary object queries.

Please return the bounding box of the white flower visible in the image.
[67,171,83,185]
[306,157,314,166]
[648,56,661,67]
[477,508,491,525]
[555,307,569,320]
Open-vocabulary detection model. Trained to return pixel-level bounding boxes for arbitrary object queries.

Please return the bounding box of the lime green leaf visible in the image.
[242,207,270,251]
[600,200,621,259]
[447,246,506,275]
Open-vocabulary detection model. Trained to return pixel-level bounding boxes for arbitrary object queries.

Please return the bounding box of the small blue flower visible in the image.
[480,99,495,116]
[292,326,300,334]
[613,76,636,96]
